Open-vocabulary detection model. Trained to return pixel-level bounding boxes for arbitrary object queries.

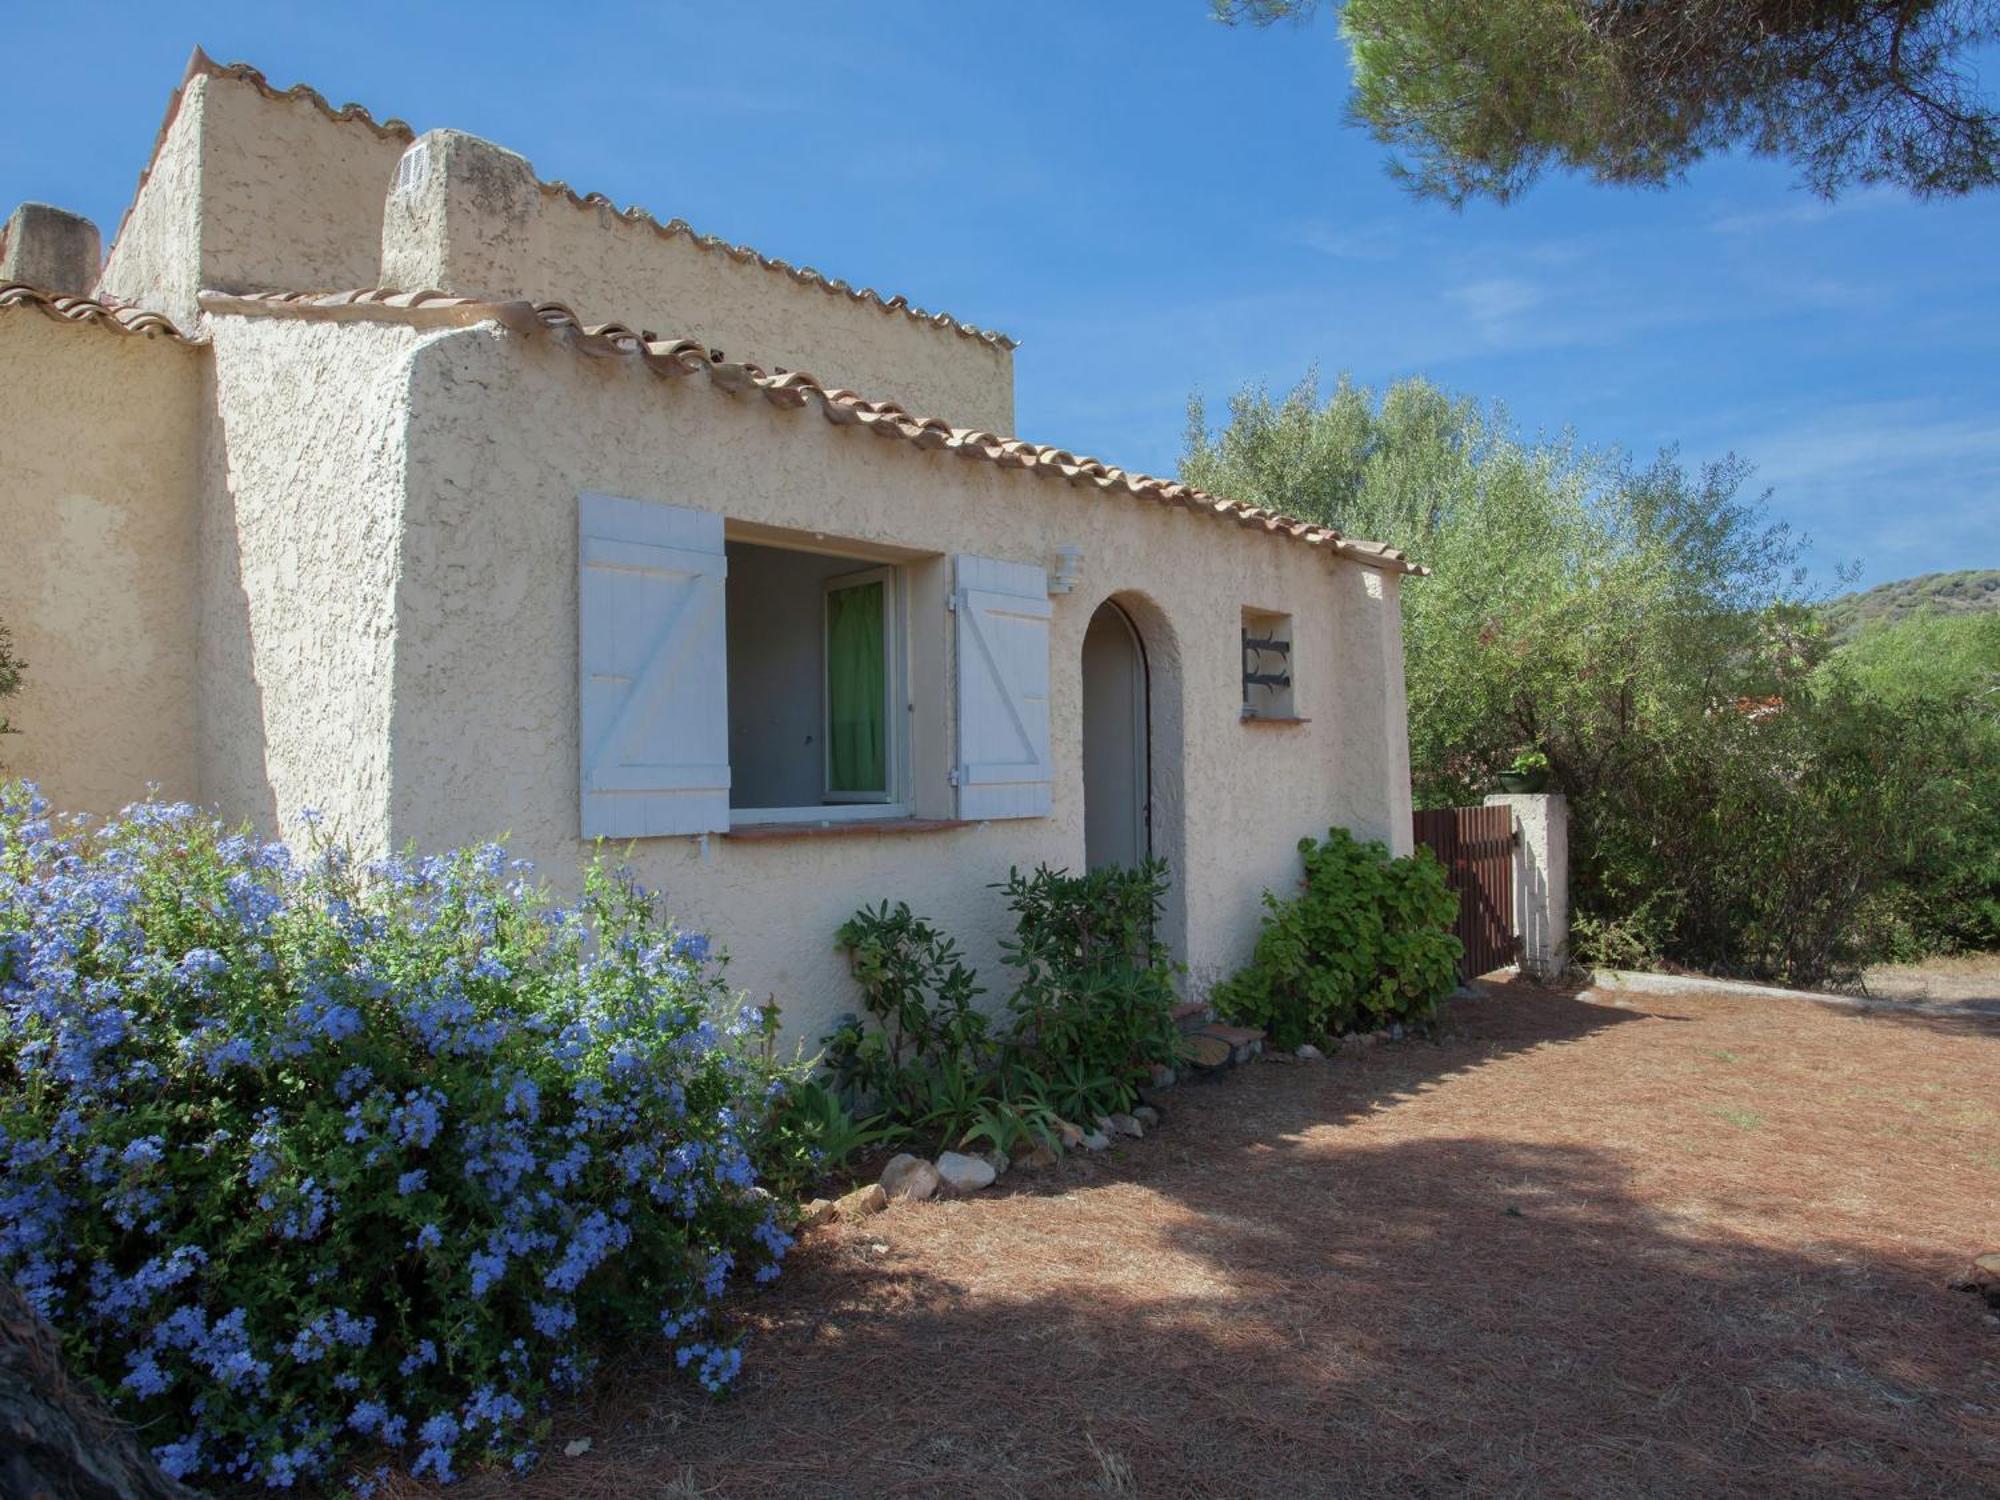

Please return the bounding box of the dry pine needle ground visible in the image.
[396,979,2000,1499]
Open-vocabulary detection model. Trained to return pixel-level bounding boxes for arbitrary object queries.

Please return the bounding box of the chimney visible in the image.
[0,203,103,295]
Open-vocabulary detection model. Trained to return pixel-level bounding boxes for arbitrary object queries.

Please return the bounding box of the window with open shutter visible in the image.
[578,492,730,838]
[953,554,1053,820]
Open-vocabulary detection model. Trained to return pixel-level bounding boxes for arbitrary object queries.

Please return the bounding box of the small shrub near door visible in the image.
[0,784,790,1492]
[997,860,1182,1112]
[1215,827,1461,1051]
[826,861,1182,1154]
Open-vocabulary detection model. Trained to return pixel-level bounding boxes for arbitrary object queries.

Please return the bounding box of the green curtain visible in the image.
[826,580,886,795]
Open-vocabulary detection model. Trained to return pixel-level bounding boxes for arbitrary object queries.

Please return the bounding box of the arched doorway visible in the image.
[1081,599,1149,871]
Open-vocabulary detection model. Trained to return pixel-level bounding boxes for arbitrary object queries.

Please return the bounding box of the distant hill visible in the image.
[1822,570,2000,639]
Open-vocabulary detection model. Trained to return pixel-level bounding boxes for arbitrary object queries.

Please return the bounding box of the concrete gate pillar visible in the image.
[1483,792,1569,982]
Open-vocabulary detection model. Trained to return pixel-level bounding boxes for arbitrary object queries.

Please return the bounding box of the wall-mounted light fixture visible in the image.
[1048,543,1084,594]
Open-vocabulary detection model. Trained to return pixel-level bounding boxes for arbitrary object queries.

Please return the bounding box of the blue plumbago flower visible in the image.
[0,787,784,1490]
[410,1412,461,1481]
[122,1349,173,1398]
[153,1435,203,1480]
[462,1384,525,1432]
[389,1088,445,1149]
[528,1299,576,1339]
[397,1340,438,1378]
[173,948,228,992]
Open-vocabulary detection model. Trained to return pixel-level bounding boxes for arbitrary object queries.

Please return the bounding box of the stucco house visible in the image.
[0,53,1422,1040]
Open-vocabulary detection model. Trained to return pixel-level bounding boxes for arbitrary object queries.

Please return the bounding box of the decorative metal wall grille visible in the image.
[1241,629,1291,701]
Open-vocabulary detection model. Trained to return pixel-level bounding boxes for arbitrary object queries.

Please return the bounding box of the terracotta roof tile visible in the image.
[110,51,1013,352]
[196,287,1425,575]
[184,48,415,141]
[531,178,1017,351]
[0,282,202,343]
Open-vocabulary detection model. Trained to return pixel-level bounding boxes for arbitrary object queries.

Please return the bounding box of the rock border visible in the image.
[796,1014,1447,1225]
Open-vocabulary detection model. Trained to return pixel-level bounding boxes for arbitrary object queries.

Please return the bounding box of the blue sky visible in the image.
[5,2,1996,589]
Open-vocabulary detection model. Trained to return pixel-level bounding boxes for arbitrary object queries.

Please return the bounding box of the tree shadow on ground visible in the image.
[425,985,1998,1500]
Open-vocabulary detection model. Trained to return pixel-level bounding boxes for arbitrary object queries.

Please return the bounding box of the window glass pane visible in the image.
[825,580,886,793]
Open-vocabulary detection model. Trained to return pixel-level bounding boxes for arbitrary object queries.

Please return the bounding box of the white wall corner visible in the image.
[1370,568,1415,856]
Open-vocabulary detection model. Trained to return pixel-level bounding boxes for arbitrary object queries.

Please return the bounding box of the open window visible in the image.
[724,540,906,825]
[578,493,1053,838]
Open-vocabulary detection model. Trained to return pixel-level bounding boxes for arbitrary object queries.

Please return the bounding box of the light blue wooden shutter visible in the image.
[954,554,1052,820]
[578,492,730,838]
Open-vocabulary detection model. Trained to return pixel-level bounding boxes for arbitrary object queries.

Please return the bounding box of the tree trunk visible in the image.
[0,1280,198,1500]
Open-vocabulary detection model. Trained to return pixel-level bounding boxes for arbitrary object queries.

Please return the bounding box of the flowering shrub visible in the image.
[0,784,790,1491]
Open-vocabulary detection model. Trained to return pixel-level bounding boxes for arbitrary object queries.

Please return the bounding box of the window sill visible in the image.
[721,817,974,842]
[1241,713,1312,726]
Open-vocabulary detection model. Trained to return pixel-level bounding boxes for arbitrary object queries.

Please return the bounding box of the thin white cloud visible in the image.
[1293,219,1410,261]
[1448,276,1545,333]
[1726,399,2000,576]
[1706,184,1896,236]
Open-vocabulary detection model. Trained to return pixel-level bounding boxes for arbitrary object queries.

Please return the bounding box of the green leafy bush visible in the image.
[828,863,1183,1149]
[997,861,1182,1112]
[749,1074,896,1202]
[1215,828,1461,1050]
[1572,641,1999,986]
[827,901,993,1140]
[0,619,23,744]
[0,786,789,1492]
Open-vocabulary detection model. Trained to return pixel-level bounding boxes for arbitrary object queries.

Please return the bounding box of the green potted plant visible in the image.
[1494,748,1551,794]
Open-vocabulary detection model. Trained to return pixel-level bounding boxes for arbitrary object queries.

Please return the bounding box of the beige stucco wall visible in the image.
[0,313,203,812]
[96,76,208,325]
[370,321,1412,1042]
[200,317,429,852]
[381,131,1015,433]
[99,72,407,328]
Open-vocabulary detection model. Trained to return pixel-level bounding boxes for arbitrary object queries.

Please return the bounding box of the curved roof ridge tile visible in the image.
[529,176,1017,351]
[186,50,416,141]
[193,286,1424,575]
[0,282,204,343]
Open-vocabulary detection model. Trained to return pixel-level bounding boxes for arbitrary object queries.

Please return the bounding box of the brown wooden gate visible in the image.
[1412,805,1517,979]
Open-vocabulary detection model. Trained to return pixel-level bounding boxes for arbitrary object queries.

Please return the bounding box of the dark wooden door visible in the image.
[1412,805,1517,979]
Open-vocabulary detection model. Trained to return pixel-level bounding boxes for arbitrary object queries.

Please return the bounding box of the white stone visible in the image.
[1108,1113,1144,1138]
[1080,1130,1111,1151]
[1296,1043,1325,1061]
[934,1151,997,1195]
[879,1153,941,1202]
[1132,1105,1161,1128]
[563,1438,592,1458]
